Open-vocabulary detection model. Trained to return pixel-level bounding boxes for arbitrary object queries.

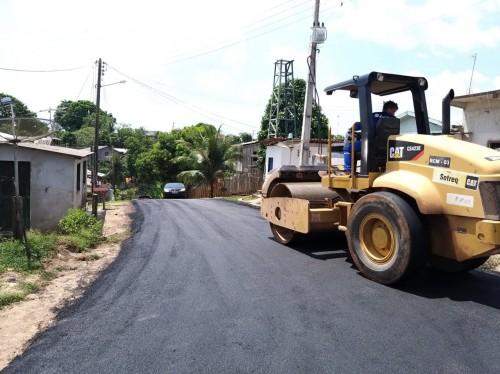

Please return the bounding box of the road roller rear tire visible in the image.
[347,192,427,285]
[430,256,489,273]
[270,223,296,245]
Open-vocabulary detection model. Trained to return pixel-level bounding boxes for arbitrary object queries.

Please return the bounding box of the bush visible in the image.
[58,209,98,235]
[57,209,103,252]
[114,187,138,201]
[27,231,57,259]
[137,183,162,199]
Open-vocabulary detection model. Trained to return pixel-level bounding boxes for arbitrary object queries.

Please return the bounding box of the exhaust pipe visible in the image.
[442,89,455,135]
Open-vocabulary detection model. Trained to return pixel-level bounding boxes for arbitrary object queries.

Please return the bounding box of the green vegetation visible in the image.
[58,209,103,252]
[0,282,41,308]
[177,126,241,198]
[256,78,330,170]
[0,209,106,308]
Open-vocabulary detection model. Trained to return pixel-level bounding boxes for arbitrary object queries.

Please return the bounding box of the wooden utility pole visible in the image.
[299,0,321,166]
[92,58,102,216]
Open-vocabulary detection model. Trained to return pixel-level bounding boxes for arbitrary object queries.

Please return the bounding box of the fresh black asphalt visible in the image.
[4,199,500,373]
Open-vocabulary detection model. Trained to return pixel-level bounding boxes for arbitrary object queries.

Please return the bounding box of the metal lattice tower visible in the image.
[267,60,298,138]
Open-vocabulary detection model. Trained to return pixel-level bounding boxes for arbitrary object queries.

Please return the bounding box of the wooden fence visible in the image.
[188,172,263,199]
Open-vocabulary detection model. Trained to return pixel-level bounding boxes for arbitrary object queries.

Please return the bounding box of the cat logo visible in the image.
[389,146,405,159]
[465,175,479,190]
[387,140,425,161]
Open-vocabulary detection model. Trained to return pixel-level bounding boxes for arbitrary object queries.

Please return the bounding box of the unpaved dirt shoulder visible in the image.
[0,202,134,370]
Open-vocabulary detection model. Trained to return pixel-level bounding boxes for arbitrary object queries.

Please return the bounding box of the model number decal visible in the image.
[429,156,450,168]
[388,140,424,161]
[432,169,479,190]
[447,193,474,208]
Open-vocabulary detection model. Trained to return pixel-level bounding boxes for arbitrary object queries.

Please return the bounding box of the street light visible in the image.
[101,80,126,88]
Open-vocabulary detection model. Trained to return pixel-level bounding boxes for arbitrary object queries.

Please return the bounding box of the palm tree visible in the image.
[177,125,240,198]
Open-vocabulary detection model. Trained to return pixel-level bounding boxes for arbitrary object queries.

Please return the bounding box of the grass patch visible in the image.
[0,239,32,273]
[224,195,246,202]
[0,281,41,309]
[0,292,25,308]
[0,231,58,274]
[19,281,40,294]
[224,194,258,202]
[105,230,130,244]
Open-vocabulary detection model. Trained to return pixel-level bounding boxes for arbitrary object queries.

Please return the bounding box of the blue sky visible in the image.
[0,0,499,135]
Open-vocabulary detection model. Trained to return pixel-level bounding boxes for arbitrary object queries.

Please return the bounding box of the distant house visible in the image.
[0,142,92,232]
[397,111,442,134]
[263,138,344,175]
[451,89,500,149]
[235,140,260,175]
[82,145,127,162]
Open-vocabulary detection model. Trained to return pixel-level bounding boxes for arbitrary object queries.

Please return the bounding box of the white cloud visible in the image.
[331,0,500,53]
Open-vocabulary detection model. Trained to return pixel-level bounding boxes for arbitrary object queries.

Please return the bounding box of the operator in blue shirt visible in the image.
[343,100,398,171]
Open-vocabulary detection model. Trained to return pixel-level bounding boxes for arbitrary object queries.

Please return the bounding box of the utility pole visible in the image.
[92,58,103,216]
[299,0,323,166]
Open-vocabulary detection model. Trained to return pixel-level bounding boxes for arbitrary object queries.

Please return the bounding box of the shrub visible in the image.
[58,209,100,235]
[27,231,57,259]
[57,209,103,252]
[114,187,138,201]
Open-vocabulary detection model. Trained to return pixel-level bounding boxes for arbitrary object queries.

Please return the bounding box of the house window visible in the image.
[76,163,81,191]
[267,157,274,172]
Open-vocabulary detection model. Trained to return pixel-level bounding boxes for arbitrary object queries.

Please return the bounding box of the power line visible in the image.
[76,64,94,101]
[0,65,85,73]
[107,65,256,132]
[163,5,335,65]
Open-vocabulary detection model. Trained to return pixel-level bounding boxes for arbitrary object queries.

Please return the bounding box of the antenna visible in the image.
[468,53,477,95]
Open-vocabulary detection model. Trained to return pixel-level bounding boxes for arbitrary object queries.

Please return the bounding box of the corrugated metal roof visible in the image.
[0,142,92,158]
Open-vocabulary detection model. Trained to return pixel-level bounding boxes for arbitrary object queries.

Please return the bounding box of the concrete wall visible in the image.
[0,145,87,231]
[265,143,343,175]
[462,101,500,147]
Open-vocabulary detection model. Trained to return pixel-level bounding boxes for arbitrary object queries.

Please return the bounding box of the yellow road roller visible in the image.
[261,72,500,285]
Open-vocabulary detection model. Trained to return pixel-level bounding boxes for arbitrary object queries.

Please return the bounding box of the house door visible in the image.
[0,161,31,233]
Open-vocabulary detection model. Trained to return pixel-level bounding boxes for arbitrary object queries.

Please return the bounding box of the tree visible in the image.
[177,125,241,198]
[0,93,35,119]
[238,132,253,143]
[256,78,329,170]
[257,79,328,140]
[123,128,154,179]
[54,100,96,131]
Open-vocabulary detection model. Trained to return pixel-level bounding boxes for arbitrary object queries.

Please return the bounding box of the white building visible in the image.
[451,89,500,149]
[397,111,442,134]
[0,142,92,231]
[264,139,343,175]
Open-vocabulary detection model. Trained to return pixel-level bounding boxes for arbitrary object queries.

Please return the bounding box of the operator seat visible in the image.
[374,117,400,171]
